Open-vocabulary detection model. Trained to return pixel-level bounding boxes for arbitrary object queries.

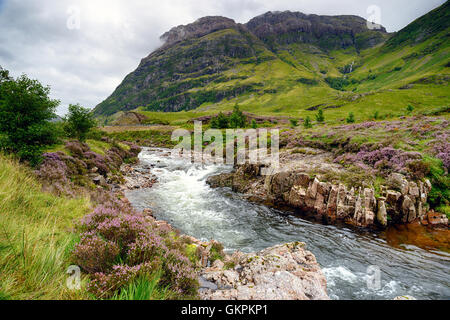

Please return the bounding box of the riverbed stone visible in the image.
[200,242,329,300]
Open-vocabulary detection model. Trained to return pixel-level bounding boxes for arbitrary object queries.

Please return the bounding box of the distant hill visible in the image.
[94,2,449,121]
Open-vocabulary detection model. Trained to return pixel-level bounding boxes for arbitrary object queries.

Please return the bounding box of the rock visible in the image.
[402,196,416,223]
[426,211,449,226]
[200,242,329,300]
[212,259,225,270]
[206,173,233,188]
[388,173,409,195]
[288,185,307,208]
[408,182,420,198]
[92,175,107,187]
[377,200,388,227]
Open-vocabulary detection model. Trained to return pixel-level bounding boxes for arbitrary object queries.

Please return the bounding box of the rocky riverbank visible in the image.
[118,150,330,300]
[207,151,448,230]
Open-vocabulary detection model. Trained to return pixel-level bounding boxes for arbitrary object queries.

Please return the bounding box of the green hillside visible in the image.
[94,2,450,125]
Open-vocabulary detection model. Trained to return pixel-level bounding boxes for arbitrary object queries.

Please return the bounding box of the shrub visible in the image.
[210,112,229,129]
[0,67,60,165]
[407,104,414,114]
[316,109,325,123]
[290,119,298,127]
[304,116,313,129]
[251,119,257,129]
[64,104,97,141]
[229,105,246,129]
[35,152,75,196]
[72,233,120,274]
[346,112,355,123]
[373,111,380,120]
[73,200,198,299]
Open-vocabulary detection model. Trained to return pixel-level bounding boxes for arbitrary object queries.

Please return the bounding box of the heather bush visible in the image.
[335,146,422,175]
[72,233,120,273]
[88,262,159,298]
[73,200,199,299]
[65,140,89,157]
[83,151,109,176]
[35,152,75,196]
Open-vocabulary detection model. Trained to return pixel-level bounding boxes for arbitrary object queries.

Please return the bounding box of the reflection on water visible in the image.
[126,148,450,300]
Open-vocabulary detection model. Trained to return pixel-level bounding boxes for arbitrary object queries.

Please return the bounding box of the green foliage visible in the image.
[346,112,355,123]
[0,155,91,299]
[229,105,246,129]
[424,156,449,211]
[110,273,171,300]
[373,111,380,120]
[64,104,97,142]
[325,77,349,91]
[210,105,246,129]
[316,109,325,123]
[210,112,229,129]
[406,104,415,114]
[251,119,258,129]
[290,119,298,127]
[0,67,60,165]
[304,116,313,129]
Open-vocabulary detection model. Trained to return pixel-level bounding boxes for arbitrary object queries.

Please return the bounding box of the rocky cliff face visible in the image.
[207,162,447,229]
[94,12,387,116]
[246,11,386,50]
[160,16,239,48]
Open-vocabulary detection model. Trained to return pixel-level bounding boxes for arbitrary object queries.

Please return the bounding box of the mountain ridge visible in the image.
[94,2,449,119]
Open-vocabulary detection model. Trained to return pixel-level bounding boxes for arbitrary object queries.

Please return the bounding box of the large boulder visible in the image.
[199,242,329,300]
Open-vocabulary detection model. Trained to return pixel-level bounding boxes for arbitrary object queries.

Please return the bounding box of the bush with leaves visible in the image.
[304,116,313,129]
[73,199,199,299]
[346,112,355,123]
[64,104,97,141]
[0,67,60,165]
[229,105,246,129]
[316,109,325,123]
[210,112,229,129]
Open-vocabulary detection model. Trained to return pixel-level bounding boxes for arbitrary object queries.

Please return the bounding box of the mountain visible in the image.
[94,2,449,120]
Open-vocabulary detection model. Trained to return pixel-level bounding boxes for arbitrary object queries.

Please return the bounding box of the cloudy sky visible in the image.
[0,0,445,115]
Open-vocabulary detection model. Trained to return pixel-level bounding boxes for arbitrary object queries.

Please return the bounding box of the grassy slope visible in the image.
[125,3,449,126]
[0,155,92,300]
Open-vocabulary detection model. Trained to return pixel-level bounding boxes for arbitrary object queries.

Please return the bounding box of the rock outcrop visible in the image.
[208,163,434,229]
[199,242,329,300]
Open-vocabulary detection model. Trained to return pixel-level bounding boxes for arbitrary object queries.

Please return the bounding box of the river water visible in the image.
[126,148,450,300]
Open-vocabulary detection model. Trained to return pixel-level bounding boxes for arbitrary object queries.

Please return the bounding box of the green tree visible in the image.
[407,104,414,114]
[251,119,258,129]
[304,116,313,129]
[63,104,97,141]
[290,119,298,127]
[346,112,355,123]
[210,112,229,129]
[316,109,325,123]
[229,105,246,129]
[373,111,380,120]
[0,67,60,165]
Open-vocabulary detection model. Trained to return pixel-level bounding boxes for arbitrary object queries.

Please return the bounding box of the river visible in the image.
[125,148,450,300]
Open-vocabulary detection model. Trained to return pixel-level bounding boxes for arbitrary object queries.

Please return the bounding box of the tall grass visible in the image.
[110,271,172,300]
[0,154,91,300]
